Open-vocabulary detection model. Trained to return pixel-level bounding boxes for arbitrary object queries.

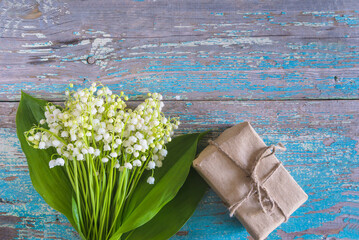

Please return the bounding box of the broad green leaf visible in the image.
[110,133,205,239]
[16,92,77,231]
[126,168,208,240]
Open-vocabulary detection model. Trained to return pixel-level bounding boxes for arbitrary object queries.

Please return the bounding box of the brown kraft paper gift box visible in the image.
[193,122,308,240]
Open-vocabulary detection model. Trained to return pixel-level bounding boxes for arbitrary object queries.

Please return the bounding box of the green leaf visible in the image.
[72,197,86,240]
[125,168,208,240]
[16,92,77,231]
[110,133,205,239]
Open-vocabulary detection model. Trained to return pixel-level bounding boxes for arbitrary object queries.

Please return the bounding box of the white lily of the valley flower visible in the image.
[133,160,141,167]
[147,176,155,184]
[148,161,156,169]
[25,84,180,186]
[39,142,46,149]
[124,162,133,169]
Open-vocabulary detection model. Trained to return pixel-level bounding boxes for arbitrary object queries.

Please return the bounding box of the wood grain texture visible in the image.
[0,0,359,101]
[1,100,358,239]
[0,0,358,239]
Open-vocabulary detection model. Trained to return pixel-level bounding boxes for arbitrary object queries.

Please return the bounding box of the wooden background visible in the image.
[1,0,358,239]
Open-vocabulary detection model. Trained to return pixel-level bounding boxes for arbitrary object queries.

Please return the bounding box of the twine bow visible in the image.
[209,140,289,222]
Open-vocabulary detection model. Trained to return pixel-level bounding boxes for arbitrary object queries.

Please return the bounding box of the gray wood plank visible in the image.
[1,0,359,101]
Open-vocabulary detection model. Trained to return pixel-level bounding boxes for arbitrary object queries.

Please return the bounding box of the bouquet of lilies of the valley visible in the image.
[16,83,208,240]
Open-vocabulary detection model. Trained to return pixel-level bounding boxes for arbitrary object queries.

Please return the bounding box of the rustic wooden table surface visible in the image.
[1,0,359,239]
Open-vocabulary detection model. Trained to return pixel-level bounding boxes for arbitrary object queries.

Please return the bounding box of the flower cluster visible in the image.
[25,83,179,184]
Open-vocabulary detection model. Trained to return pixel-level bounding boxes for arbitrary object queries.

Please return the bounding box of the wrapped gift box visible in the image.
[193,122,308,240]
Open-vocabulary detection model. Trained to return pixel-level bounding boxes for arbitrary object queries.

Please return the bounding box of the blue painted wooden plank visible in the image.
[0,0,358,239]
[1,100,358,239]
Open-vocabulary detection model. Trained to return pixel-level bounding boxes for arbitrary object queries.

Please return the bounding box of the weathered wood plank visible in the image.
[1,100,358,239]
[1,0,359,101]
[1,0,358,239]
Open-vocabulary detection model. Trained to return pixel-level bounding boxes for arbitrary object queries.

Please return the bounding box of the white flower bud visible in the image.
[39,142,46,149]
[77,154,84,161]
[96,99,104,106]
[124,162,133,169]
[81,148,88,154]
[148,161,156,169]
[103,133,111,141]
[53,109,61,116]
[133,160,141,167]
[147,176,155,184]
[133,151,139,157]
[104,144,111,151]
[71,135,77,141]
[73,148,79,155]
[140,139,147,146]
[98,128,106,135]
[110,152,118,158]
[148,136,155,144]
[61,131,69,138]
[98,106,105,113]
[141,156,147,161]
[135,132,144,139]
[153,120,159,126]
[88,147,94,154]
[63,151,70,158]
[40,119,46,125]
[49,160,57,168]
[56,158,65,166]
[107,111,113,118]
[126,147,133,154]
[95,135,103,142]
[94,149,101,156]
[101,157,109,163]
[134,144,142,151]
[131,118,138,125]
[52,140,60,147]
[129,136,137,143]
[128,125,135,131]
[160,149,168,157]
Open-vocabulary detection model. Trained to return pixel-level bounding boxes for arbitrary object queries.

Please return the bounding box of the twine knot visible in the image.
[209,140,289,222]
